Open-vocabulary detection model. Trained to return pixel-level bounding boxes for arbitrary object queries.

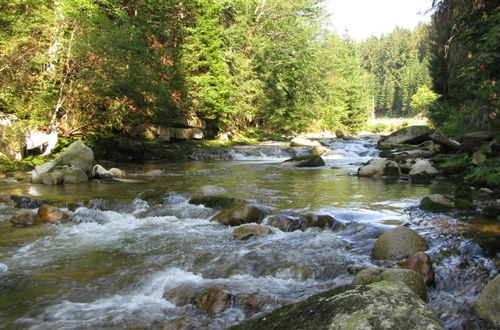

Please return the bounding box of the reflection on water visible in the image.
[0,139,498,329]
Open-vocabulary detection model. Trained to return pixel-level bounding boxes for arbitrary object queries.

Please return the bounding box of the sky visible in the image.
[324,0,434,41]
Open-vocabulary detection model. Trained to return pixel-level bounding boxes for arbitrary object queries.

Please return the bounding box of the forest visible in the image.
[0,0,498,138]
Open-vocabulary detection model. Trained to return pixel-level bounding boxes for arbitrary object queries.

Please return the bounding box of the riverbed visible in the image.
[0,137,498,329]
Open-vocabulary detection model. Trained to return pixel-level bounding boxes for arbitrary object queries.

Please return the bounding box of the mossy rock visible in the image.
[474,275,500,328]
[372,226,428,260]
[482,206,500,220]
[211,202,271,226]
[229,281,442,330]
[420,195,455,212]
[266,214,300,232]
[352,267,427,301]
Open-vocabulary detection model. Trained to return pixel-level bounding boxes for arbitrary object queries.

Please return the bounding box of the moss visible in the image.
[420,196,454,212]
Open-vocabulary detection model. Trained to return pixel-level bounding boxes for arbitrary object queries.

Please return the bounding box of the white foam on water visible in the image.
[0,262,8,272]
[23,268,204,330]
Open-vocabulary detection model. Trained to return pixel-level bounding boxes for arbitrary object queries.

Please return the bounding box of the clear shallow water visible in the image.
[0,138,498,329]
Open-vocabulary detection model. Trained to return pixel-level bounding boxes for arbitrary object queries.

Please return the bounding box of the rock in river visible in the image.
[397,252,435,286]
[474,275,500,328]
[357,158,401,178]
[228,281,443,330]
[280,155,325,167]
[196,287,233,315]
[232,224,274,240]
[37,205,69,224]
[352,267,427,301]
[211,202,271,226]
[372,226,428,260]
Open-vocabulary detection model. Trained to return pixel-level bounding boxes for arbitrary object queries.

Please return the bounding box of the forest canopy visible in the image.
[0,0,497,138]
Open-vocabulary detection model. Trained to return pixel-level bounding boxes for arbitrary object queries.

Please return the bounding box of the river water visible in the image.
[0,136,498,329]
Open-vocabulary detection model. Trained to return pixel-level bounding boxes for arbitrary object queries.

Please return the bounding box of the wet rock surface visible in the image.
[474,275,500,328]
[372,226,429,260]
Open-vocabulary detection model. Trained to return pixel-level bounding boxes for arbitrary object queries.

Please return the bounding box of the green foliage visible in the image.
[410,86,440,116]
[464,157,500,188]
[428,0,499,133]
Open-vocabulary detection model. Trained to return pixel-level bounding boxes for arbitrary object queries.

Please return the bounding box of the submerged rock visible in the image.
[229,281,443,330]
[357,158,401,178]
[37,205,69,224]
[232,224,274,240]
[211,202,271,226]
[298,213,337,230]
[196,287,233,315]
[280,155,325,167]
[10,209,42,226]
[372,226,428,260]
[266,214,300,232]
[474,275,500,328]
[397,252,435,286]
[352,267,427,301]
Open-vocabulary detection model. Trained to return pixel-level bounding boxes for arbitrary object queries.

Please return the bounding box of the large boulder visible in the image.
[228,281,443,330]
[357,158,401,178]
[352,267,427,301]
[33,166,88,185]
[474,275,500,328]
[372,226,429,260]
[379,126,434,146]
[397,252,435,286]
[31,141,94,184]
[280,155,325,168]
[458,131,493,154]
[232,224,274,240]
[211,202,271,226]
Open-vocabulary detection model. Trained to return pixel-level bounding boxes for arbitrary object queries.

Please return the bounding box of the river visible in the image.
[0,136,498,329]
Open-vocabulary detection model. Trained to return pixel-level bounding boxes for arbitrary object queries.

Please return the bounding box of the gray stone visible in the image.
[229,281,443,330]
[372,226,429,260]
[157,126,173,142]
[408,158,438,182]
[357,158,401,178]
[474,275,500,328]
[172,114,206,129]
[31,141,94,184]
[172,128,204,140]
